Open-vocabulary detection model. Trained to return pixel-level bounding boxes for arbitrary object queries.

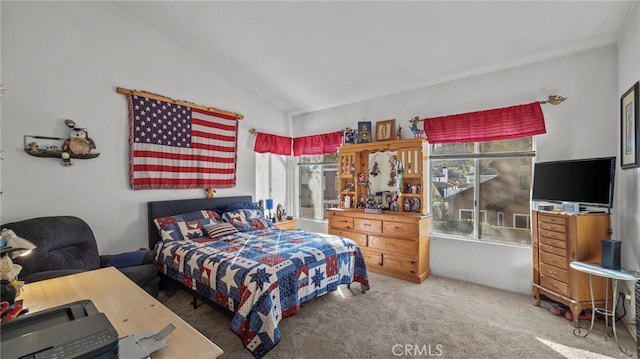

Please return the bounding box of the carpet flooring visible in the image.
[158,272,637,358]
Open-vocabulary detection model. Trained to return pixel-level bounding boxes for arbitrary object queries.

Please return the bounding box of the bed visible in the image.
[148,196,370,358]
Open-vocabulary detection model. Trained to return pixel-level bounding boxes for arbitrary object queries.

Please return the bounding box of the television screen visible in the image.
[531,157,616,208]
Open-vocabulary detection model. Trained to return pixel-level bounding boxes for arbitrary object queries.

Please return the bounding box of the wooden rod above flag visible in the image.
[116,87,244,120]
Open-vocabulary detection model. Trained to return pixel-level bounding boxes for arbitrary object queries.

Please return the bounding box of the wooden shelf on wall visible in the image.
[24,149,100,159]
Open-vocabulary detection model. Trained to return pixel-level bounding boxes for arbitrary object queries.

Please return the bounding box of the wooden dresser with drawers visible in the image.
[532,210,611,327]
[327,209,430,283]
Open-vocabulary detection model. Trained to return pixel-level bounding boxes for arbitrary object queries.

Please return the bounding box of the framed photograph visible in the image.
[621,81,640,169]
[357,121,372,144]
[381,191,392,209]
[343,127,356,145]
[375,119,396,141]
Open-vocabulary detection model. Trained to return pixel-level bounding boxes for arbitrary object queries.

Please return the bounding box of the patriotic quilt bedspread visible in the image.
[155,228,370,358]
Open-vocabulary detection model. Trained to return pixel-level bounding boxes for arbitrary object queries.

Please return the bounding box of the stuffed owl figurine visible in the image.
[62,119,96,155]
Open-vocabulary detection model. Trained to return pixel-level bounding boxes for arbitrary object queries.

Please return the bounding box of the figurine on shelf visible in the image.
[396,125,403,140]
[62,119,96,156]
[344,182,355,192]
[276,204,285,222]
[205,188,216,198]
[61,152,72,167]
[28,142,39,152]
[404,198,411,212]
[389,191,399,211]
[409,116,425,138]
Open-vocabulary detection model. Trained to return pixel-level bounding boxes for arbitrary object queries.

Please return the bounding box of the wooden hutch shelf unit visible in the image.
[328,138,430,283]
[337,138,428,213]
[532,210,611,327]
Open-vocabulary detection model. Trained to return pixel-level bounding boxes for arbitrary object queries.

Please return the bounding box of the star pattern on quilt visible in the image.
[258,310,277,343]
[311,267,325,288]
[160,228,177,240]
[288,250,310,264]
[186,250,203,273]
[339,258,351,279]
[250,267,272,290]
[222,264,240,291]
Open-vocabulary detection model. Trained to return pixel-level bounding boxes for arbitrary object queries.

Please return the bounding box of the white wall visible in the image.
[294,45,619,293]
[0,2,287,253]
[615,1,640,338]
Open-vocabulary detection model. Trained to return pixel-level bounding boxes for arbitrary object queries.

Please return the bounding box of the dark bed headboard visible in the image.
[147,196,252,248]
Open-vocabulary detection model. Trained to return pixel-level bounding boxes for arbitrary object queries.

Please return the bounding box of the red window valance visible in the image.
[253,131,343,156]
[254,132,292,156]
[422,102,546,144]
[293,131,343,156]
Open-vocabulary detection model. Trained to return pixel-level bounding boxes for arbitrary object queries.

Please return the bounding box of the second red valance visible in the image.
[422,102,545,144]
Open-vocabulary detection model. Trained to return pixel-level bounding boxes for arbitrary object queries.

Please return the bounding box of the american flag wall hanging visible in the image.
[120,88,243,190]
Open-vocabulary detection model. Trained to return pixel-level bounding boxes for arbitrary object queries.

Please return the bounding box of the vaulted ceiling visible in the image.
[111,1,636,115]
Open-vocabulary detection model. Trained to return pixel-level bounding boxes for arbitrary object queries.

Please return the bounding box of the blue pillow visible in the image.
[216,202,260,215]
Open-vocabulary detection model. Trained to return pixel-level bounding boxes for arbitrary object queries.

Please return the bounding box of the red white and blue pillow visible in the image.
[203,222,239,239]
[154,210,221,240]
[222,208,273,232]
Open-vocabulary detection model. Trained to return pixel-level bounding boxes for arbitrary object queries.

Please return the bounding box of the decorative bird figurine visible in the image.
[62,119,96,155]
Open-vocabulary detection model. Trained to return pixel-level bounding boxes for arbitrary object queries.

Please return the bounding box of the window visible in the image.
[459,209,486,222]
[255,153,288,209]
[298,154,339,221]
[514,214,531,229]
[430,138,534,245]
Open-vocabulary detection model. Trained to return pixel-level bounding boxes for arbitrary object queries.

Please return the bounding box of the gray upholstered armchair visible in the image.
[1,216,160,298]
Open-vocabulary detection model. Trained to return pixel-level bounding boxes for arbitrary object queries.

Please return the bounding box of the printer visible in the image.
[1,299,119,359]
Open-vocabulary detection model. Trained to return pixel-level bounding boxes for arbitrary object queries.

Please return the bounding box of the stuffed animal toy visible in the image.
[62,119,96,155]
[205,188,216,198]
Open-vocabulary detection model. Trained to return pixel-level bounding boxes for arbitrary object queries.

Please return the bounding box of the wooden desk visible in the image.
[16,267,223,359]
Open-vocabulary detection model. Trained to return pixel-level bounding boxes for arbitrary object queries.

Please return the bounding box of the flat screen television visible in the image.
[531,157,616,208]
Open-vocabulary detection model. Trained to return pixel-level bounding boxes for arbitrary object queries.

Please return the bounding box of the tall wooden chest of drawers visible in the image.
[532,210,611,327]
[327,209,430,283]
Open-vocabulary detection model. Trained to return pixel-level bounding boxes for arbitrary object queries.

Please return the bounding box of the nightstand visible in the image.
[273,218,296,230]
